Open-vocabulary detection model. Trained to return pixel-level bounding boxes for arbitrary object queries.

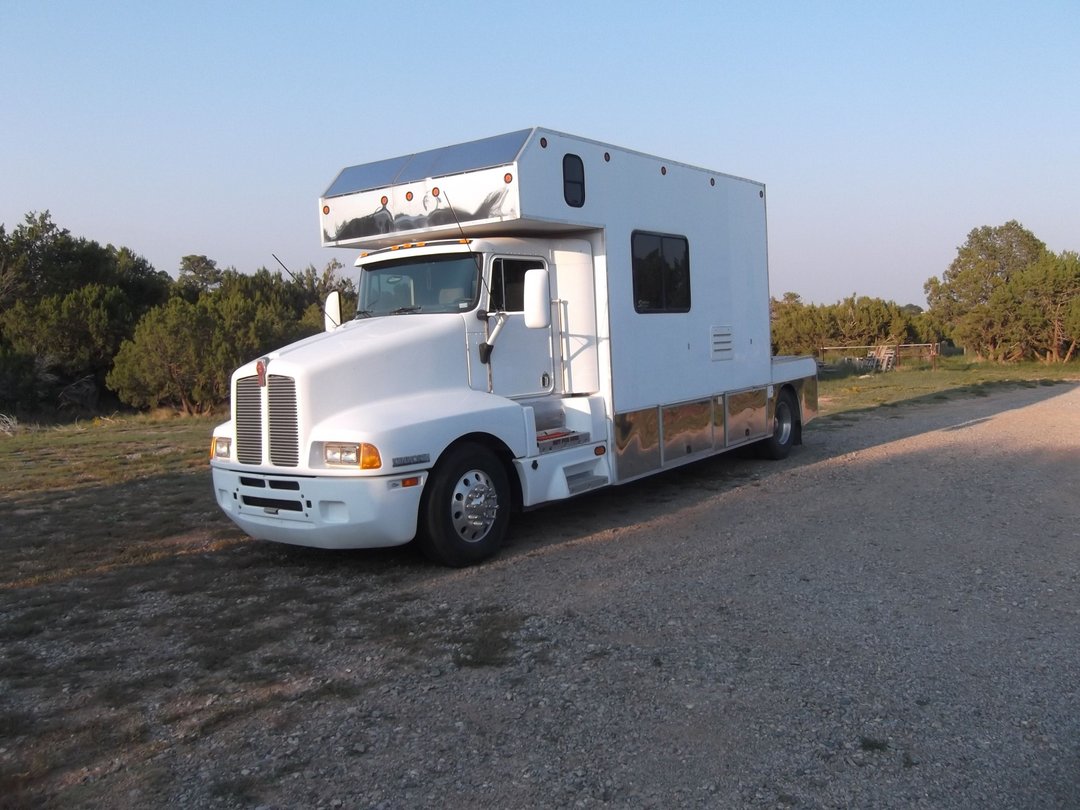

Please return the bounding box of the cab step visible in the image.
[566,470,608,495]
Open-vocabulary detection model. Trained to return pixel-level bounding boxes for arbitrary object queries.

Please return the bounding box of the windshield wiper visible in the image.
[354,310,374,319]
[390,305,422,314]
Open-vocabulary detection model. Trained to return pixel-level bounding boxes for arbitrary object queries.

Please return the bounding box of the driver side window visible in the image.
[489,258,543,312]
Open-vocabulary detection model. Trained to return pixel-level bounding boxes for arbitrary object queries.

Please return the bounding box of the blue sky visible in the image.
[3,1,1077,306]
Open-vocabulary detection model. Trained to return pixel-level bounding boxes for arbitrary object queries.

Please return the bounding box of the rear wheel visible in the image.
[759,389,797,460]
[418,443,510,566]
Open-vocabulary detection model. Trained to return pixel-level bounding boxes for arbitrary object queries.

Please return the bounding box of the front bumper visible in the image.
[211,466,426,549]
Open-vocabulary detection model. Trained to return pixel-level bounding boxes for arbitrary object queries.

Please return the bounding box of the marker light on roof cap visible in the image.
[405,191,414,201]
[432,187,440,197]
[322,205,330,215]
[380,195,388,205]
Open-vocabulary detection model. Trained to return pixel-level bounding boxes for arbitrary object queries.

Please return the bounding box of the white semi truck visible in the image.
[210,128,817,565]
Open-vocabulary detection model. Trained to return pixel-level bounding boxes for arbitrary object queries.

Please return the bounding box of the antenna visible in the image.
[272,253,300,284]
[438,190,493,308]
[272,253,341,328]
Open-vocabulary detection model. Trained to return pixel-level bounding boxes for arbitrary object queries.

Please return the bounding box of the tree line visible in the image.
[771,220,1080,363]
[0,211,355,415]
[1,212,1076,417]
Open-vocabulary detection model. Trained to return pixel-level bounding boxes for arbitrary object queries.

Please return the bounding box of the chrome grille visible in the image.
[235,376,262,464]
[268,375,299,467]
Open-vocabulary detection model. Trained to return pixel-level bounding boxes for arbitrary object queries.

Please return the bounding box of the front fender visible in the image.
[308,390,530,474]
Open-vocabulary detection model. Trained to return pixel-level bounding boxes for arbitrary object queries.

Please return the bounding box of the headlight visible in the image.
[325,443,358,464]
[324,442,382,469]
[211,436,231,459]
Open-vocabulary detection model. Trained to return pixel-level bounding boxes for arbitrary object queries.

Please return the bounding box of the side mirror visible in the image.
[324,290,342,331]
[524,268,551,329]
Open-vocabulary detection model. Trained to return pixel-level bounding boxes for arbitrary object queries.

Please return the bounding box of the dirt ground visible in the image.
[2,381,1079,808]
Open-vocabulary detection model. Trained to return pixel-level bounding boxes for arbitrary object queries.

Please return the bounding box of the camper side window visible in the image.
[563,154,585,207]
[490,258,543,312]
[631,231,691,313]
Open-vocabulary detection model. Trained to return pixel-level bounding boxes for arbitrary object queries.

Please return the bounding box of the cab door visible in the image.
[486,256,554,398]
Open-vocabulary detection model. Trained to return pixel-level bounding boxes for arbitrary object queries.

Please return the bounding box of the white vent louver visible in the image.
[711,326,734,361]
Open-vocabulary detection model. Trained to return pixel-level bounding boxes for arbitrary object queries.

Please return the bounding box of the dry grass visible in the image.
[818,358,1080,417]
[0,417,225,589]
[0,412,527,806]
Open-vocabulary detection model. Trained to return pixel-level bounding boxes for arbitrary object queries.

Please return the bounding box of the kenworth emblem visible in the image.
[392,454,431,468]
[256,358,268,387]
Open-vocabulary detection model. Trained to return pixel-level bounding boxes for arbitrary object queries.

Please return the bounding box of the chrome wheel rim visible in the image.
[450,469,498,543]
[773,401,793,445]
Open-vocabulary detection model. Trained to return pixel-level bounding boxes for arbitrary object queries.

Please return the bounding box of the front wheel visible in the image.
[759,389,797,460]
[417,443,510,567]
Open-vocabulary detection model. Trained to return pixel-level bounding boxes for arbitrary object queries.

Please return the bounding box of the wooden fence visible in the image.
[819,343,940,372]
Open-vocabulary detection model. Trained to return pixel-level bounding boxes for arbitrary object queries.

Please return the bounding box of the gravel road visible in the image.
[4,382,1080,808]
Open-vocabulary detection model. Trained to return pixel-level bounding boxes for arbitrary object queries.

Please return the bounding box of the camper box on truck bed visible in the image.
[210,127,818,565]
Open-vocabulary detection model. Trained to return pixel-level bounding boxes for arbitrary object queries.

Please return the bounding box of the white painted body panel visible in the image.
[771,355,818,384]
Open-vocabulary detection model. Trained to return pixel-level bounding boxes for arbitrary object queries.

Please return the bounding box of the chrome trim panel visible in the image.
[612,376,814,482]
[725,388,768,445]
[614,407,661,481]
[661,399,713,464]
[324,129,532,198]
[713,395,727,448]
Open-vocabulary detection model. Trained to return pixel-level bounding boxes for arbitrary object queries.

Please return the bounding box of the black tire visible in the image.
[417,443,510,567]
[759,389,797,460]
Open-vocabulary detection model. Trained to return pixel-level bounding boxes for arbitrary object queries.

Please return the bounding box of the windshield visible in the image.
[356,253,482,317]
